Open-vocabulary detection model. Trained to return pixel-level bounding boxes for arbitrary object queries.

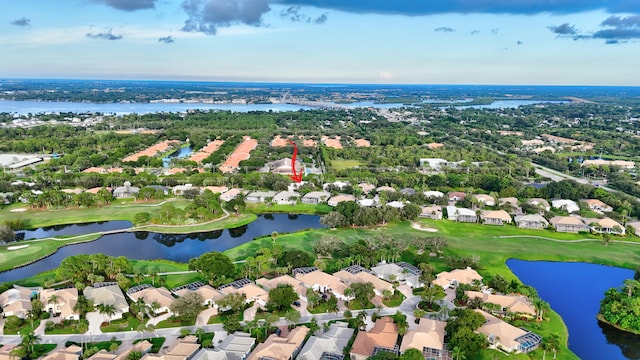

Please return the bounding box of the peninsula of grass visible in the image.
[0,233,101,273]
[245,203,332,215]
[134,213,256,234]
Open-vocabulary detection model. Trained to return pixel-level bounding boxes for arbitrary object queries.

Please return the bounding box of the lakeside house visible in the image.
[256,275,308,301]
[273,190,301,205]
[245,191,278,204]
[219,188,243,202]
[113,181,140,199]
[474,309,541,354]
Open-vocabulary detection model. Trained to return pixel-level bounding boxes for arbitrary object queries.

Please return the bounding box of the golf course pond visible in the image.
[2,214,323,282]
[508,259,640,360]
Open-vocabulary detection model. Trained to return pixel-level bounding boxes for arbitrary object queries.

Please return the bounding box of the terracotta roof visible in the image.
[333,269,393,294]
[219,137,258,173]
[321,136,343,149]
[123,140,180,163]
[354,139,371,147]
[294,270,347,297]
[190,140,225,163]
[350,317,398,357]
[40,288,79,320]
[256,275,307,298]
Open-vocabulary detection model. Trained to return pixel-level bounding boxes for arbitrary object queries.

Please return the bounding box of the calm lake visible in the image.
[507,259,640,360]
[0,214,323,282]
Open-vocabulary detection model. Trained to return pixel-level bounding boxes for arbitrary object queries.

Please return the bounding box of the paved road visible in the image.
[532,162,626,195]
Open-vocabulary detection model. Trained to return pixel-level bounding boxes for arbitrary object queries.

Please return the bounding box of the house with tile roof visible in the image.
[466,291,536,317]
[474,194,496,207]
[256,275,308,300]
[219,279,269,307]
[142,335,201,360]
[172,282,225,307]
[333,265,394,297]
[399,318,448,360]
[480,210,512,225]
[247,326,309,360]
[514,214,549,230]
[192,332,255,360]
[549,216,588,233]
[301,191,331,205]
[581,199,613,213]
[297,322,354,360]
[126,285,175,315]
[350,317,399,360]
[0,285,37,319]
[84,283,129,321]
[585,217,625,235]
[293,268,349,301]
[432,268,483,289]
[475,310,541,354]
[446,206,477,223]
[371,262,422,289]
[40,288,79,320]
[419,205,443,220]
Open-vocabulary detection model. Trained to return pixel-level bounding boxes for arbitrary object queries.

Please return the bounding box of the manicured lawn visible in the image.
[330,159,363,170]
[135,213,256,233]
[100,314,143,333]
[246,203,332,215]
[382,291,405,307]
[65,340,122,352]
[1,317,40,335]
[308,302,334,314]
[207,312,243,324]
[0,199,191,229]
[0,233,101,273]
[347,300,375,310]
[156,317,196,329]
[45,320,88,334]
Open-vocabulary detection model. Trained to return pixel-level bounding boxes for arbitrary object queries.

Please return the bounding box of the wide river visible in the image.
[0,99,568,115]
[508,259,640,360]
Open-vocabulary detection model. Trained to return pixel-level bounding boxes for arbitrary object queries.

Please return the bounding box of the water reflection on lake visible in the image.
[1,214,322,282]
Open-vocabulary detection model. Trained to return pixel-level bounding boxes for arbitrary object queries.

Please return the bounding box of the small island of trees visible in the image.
[599,270,640,333]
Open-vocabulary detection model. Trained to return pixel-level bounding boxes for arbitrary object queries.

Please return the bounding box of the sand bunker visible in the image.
[7,245,29,250]
[411,223,438,232]
[10,208,27,212]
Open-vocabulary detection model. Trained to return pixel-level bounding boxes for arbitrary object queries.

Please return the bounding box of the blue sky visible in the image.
[1,0,639,85]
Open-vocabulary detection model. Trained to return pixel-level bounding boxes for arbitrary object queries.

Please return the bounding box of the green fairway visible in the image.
[1,199,192,229]
[329,159,363,170]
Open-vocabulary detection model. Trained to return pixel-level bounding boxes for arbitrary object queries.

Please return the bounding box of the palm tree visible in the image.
[533,298,550,322]
[47,294,60,316]
[11,330,41,360]
[98,303,117,324]
[547,334,561,359]
[451,346,466,360]
[624,279,640,297]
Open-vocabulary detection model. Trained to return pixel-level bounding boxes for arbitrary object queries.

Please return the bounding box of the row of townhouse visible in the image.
[419,204,625,233]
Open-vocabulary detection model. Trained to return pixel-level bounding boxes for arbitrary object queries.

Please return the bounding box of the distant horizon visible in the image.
[2,77,640,88]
